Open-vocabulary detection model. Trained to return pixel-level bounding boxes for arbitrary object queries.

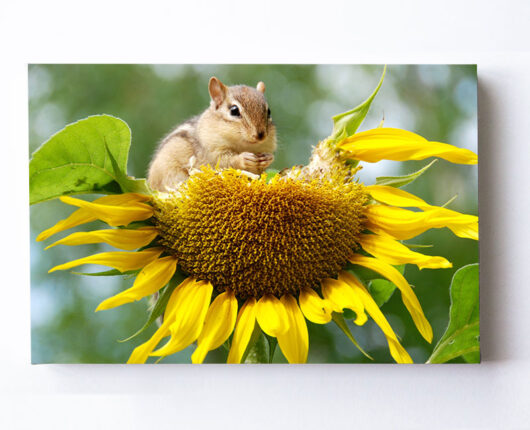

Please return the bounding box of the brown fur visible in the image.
[148,77,277,191]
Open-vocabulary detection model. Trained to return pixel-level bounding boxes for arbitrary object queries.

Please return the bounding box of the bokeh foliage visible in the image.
[29,65,478,363]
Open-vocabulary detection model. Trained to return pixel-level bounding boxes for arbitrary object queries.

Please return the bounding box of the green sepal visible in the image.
[328,65,386,143]
[242,324,269,364]
[427,263,480,363]
[332,312,373,360]
[71,268,140,277]
[403,243,433,249]
[441,194,458,208]
[375,159,438,188]
[117,221,153,230]
[265,334,278,363]
[118,270,186,343]
[29,115,132,205]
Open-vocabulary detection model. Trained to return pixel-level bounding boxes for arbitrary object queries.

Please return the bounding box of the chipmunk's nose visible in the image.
[256,131,265,141]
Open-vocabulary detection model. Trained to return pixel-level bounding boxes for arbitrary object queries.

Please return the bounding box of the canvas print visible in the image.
[29,65,479,364]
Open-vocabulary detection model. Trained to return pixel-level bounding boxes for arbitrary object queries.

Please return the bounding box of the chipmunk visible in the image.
[147,77,277,191]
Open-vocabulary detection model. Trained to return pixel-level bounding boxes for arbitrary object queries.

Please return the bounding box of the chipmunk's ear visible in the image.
[209,77,227,108]
[256,81,266,93]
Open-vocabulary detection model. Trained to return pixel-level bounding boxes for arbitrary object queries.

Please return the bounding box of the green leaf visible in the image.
[346,264,404,308]
[427,263,480,364]
[342,309,356,319]
[105,143,149,194]
[332,312,372,360]
[375,159,438,188]
[118,270,186,343]
[29,115,132,204]
[462,351,480,363]
[369,279,397,307]
[329,65,386,142]
[265,169,279,183]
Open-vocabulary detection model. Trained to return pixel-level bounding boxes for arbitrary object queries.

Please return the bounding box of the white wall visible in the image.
[1,0,529,428]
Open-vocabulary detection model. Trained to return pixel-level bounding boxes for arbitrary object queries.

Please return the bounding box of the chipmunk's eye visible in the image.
[229,105,240,117]
[267,107,271,118]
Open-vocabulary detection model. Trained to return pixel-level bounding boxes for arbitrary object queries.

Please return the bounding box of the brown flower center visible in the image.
[153,168,367,299]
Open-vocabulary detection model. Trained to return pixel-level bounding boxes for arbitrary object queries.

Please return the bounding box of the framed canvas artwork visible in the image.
[29,64,479,364]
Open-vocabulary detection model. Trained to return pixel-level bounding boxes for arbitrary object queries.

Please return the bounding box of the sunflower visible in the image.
[37,120,478,364]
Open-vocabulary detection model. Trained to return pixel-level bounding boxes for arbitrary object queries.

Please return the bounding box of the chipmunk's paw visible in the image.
[239,152,274,174]
[239,152,261,172]
[256,153,274,169]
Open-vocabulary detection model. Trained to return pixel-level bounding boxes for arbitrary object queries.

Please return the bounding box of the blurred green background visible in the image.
[29,65,478,363]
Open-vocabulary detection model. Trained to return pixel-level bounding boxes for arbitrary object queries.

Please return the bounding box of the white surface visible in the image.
[1,0,529,428]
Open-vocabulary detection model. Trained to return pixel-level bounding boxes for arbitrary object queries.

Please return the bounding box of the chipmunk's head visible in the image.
[206,76,276,151]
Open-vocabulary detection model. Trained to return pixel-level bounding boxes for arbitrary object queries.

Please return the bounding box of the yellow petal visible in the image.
[338,128,478,165]
[127,321,170,364]
[45,227,159,250]
[299,288,333,324]
[426,207,479,240]
[348,254,433,343]
[95,193,151,204]
[276,295,308,364]
[339,271,412,364]
[127,276,194,364]
[365,204,478,241]
[59,195,154,227]
[36,193,150,242]
[366,185,431,208]
[359,233,452,270]
[48,247,163,273]
[321,278,368,325]
[365,205,435,240]
[365,185,478,240]
[37,208,97,242]
[255,294,290,337]
[448,222,479,241]
[227,298,257,364]
[96,255,177,311]
[191,291,238,364]
[151,280,213,357]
